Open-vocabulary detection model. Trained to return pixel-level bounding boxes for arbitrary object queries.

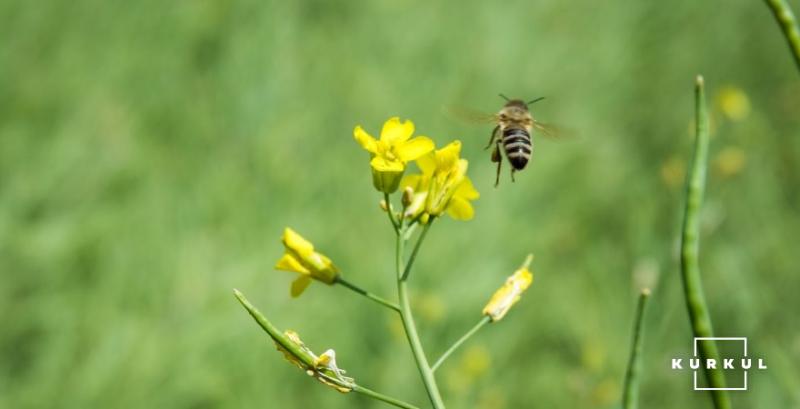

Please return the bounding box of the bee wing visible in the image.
[532,120,564,140]
[443,105,498,124]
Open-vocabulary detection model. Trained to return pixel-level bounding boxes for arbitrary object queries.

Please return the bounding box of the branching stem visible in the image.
[336,277,400,312]
[401,220,433,282]
[395,221,446,409]
[353,385,421,409]
[431,316,491,372]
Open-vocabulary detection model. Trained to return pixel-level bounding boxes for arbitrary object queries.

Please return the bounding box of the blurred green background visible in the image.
[2,0,799,408]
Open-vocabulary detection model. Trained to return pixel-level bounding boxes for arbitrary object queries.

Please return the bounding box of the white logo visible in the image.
[670,337,767,391]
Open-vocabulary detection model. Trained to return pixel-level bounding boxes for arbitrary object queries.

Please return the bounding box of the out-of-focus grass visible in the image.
[1,1,799,408]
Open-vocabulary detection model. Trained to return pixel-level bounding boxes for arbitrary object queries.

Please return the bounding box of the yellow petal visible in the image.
[353,126,377,153]
[416,152,437,175]
[290,276,312,297]
[436,140,462,168]
[454,177,480,200]
[275,253,310,274]
[396,136,434,162]
[380,117,414,144]
[282,228,315,257]
[400,174,422,191]
[370,156,405,172]
[446,196,475,220]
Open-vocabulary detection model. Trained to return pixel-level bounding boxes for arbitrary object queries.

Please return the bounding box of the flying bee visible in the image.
[485,94,556,187]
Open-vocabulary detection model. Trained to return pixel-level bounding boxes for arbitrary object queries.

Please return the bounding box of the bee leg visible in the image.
[492,143,502,187]
[511,169,516,183]
[484,125,500,150]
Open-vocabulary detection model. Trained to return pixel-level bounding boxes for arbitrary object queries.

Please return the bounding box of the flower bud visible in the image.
[482,254,534,322]
[402,186,414,208]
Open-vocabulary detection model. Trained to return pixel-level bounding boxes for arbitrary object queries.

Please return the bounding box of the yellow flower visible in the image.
[482,254,534,322]
[354,117,435,193]
[401,140,480,221]
[275,228,339,297]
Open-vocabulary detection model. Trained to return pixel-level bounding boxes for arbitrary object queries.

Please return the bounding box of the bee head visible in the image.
[499,94,545,111]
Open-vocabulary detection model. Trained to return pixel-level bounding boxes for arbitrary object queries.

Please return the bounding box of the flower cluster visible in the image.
[237,115,537,407]
[354,117,479,221]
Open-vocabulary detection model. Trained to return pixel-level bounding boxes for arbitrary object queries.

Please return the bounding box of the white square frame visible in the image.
[692,337,747,391]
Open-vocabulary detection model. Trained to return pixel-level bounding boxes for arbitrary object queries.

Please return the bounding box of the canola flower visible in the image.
[354,117,435,193]
[401,141,480,221]
[483,254,535,322]
[275,228,339,297]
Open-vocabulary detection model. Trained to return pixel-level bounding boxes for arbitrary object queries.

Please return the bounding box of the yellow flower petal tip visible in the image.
[353,125,377,153]
[354,117,435,193]
[482,254,535,322]
[276,228,339,296]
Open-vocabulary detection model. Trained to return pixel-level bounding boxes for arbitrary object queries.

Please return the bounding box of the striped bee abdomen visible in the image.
[502,127,532,170]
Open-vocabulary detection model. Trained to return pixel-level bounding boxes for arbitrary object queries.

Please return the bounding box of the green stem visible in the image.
[431,316,491,372]
[336,277,400,312]
[384,193,400,234]
[621,289,651,409]
[401,219,433,282]
[765,0,800,71]
[353,385,421,409]
[679,76,731,409]
[395,225,446,409]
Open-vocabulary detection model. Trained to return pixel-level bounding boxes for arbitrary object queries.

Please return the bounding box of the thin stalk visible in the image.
[233,289,316,368]
[765,0,800,71]
[384,193,399,234]
[431,316,491,372]
[336,277,400,312]
[400,220,433,282]
[353,385,421,409]
[395,225,446,409]
[621,289,651,409]
[402,221,419,241]
[679,76,731,409]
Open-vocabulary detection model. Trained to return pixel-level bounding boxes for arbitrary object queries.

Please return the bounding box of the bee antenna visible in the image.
[527,97,546,105]
[498,93,511,102]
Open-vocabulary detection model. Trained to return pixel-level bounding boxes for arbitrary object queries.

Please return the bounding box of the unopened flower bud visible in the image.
[402,186,414,208]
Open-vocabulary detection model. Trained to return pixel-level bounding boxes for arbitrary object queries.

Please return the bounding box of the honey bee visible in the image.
[486,94,556,186]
